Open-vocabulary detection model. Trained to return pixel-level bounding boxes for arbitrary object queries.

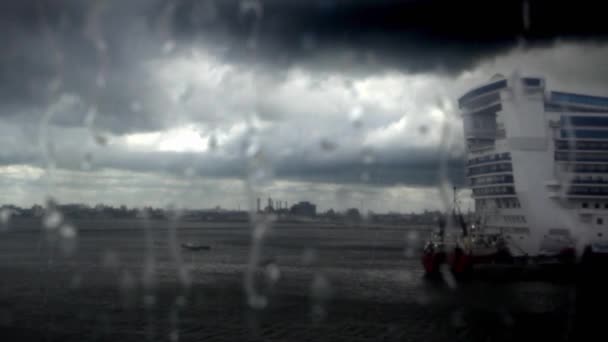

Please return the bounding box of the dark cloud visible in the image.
[171,0,608,74]
[2,0,608,132]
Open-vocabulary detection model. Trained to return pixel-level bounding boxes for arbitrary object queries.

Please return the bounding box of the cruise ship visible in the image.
[460,72,608,259]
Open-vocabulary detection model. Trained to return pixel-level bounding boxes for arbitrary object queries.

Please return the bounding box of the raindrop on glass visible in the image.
[301,248,317,266]
[311,274,331,300]
[43,211,63,230]
[349,106,363,128]
[184,167,195,178]
[208,134,218,151]
[94,132,108,146]
[144,294,156,307]
[301,33,316,50]
[84,106,97,128]
[130,101,142,113]
[439,264,457,289]
[450,310,466,328]
[81,152,93,171]
[246,141,260,158]
[0,208,12,227]
[418,125,429,135]
[102,251,120,269]
[360,171,370,182]
[265,263,281,283]
[59,224,77,239]
[248,294,268,310]
[406,230,419,242]
[162,40,176,54]
[311,303,326,323]
[362,150,375,165]
[320,138,337,151]
[175,295,187,308]
[70,274,83,289]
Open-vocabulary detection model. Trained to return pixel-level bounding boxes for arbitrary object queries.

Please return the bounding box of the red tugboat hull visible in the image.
[422,251,446,276]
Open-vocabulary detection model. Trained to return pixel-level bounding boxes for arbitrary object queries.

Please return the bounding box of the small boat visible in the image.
[181,242,211,251]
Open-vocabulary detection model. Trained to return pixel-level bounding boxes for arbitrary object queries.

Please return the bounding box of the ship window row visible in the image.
[555,140,608,150]
[476,198,521,209]
[562,164,608,173]
[560,129,608,139]
[569,186,608,196]
[522,78,542,87]
[459,80,506,108]
[468,163,512,176]
[572,175,608,184]
[470,175,514,186]
[544,102,608,114]
[561,116,608,127]
[467,152,511,166]
[551,91,608,108]
[504,215,527,224]
[545,103,608,113]
[555,152,608,162]
[581,202,608,209]
[472,186,515,196]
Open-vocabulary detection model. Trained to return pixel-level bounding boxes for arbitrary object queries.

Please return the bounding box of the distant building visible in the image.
[290,201,316,217]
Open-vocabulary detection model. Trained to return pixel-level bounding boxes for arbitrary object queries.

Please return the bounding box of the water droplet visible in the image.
[120,270,136,291]
[59,224,77,239]
[439,264,457,289]
[130,101,142,113]
[94,132,108,146]
[320,138,337,151]
[501,309,514,326]
[418,125,429,135]
[208,134,218,151]
[362,150,375,165]
[248,294,268,310]
[175,295,187,308]
[301,33,316,50]
[169,330,179,342]
[70,274,82,289]
[311,274,331,300]
[144,294,156,307]
[522,0,530,31]
[96,73,106,89]
[450,310,466,328]
[246,141,260,158]
[43,211,63,230]
[162,40,175,54]
[84,106,97,128]
[265,263,281,283]
[395,270,413,283]
[301,248,317,266]
[403,247,416,258]
[81,152,93,171]
[349,106,363,128]
[311,303,326,323]
[360,171,370,182]
[0,208,12,226]
[184,167,195,178]
[406,230,419,242]
[102,251,120,269]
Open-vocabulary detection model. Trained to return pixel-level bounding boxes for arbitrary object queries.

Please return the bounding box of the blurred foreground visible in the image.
[0,219,606,341]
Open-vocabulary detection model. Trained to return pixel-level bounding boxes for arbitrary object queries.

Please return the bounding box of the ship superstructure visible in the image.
[460,73,608,257]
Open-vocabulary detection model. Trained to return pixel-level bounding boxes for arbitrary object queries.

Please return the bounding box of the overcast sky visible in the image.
[2,0,608,212]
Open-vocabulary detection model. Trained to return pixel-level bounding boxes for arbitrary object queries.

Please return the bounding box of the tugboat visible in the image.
[422,187,512,278]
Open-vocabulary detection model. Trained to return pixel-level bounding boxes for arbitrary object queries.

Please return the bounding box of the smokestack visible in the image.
[257,198,261,212]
